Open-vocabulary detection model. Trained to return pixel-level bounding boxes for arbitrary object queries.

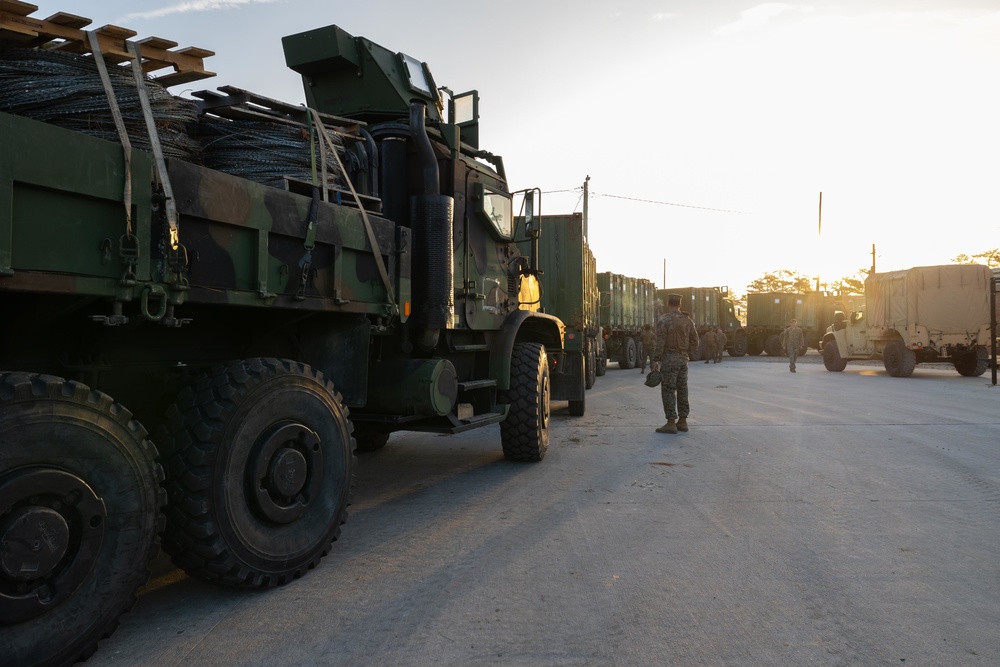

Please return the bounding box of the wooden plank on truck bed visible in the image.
[193,86,365,136]
[0,4,215,86]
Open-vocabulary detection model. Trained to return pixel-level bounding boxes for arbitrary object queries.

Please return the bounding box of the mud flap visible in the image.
[550,349,584,401]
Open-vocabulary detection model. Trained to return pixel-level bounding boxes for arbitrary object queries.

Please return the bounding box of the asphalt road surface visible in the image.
[84,352,999,667]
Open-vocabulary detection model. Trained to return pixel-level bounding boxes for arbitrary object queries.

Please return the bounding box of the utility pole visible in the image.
[870,244,877,275]
[818,191,823,236]
[582,175,590,240]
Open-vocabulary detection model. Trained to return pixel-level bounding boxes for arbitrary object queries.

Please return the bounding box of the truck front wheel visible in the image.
[729,334,748,357]
[883,340,916,377]
[823,341,848,372]
[500,343,551,462]
[0,373,163,666]
[157,358,354,587]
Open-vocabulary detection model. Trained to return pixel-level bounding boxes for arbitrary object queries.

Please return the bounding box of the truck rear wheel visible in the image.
[0,373,163,667]
[883,340,916,377]
[595,343,608,377]
[354,430,390,452]
[568,386,585,417]
[500,343,550,462]
[954,347,988,377]
[620,337,637,369]
[729,333,747,357]
[823,340,848,371]
[764,334,783,357]
[585,344,597,390]
[157,358,354,587]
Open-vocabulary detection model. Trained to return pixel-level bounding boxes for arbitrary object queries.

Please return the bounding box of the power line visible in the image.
[593,192,751,215]
[541,187,750,215]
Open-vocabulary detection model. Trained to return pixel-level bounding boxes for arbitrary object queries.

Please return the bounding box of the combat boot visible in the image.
[676,417,689,432]
[656,419,678,434]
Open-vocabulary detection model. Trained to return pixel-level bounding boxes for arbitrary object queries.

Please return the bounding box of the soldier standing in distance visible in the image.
[650,294,700,434]
[714,327,726,363]
[779,318,804,373]
[701,326,717,365]
[639,324,656,374]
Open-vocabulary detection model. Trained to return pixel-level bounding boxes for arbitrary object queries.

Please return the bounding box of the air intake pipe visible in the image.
[409,101,454,352]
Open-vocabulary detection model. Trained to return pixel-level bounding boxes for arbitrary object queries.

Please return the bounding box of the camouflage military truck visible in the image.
[821,264,993,377]
[0,10,566,666]
[598,272,657,369]
[744,291,854,356]
[657,286,747,358]
[517,211,598,415]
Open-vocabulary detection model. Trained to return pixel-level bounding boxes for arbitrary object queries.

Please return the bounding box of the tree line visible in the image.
[733,247,998,314]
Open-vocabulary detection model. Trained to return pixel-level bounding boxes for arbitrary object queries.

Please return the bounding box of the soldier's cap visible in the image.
[790,318,797,324]
[644,371,662,387]
[667,294,682,305]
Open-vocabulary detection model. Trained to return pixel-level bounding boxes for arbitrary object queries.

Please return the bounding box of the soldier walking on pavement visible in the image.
[639,324,655,374]
[779,318,804,372]
[650,294,700,434]
[714,327,726,363]
[701,326,717,364]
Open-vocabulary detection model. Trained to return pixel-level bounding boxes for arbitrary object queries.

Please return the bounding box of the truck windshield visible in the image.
[480,187,512,238]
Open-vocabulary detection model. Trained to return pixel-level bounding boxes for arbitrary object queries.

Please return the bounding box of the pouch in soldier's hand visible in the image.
[644,371,662,387]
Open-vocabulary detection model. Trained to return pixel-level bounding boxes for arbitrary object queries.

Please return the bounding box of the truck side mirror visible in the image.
[523,191,538,238]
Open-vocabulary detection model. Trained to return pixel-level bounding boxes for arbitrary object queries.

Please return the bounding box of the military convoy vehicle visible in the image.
[657,286,747,358]
[517,211,598,415]
[821,264,993,377]
[0,8,566,665]
[598,272,658,369]
[744,291,851,356]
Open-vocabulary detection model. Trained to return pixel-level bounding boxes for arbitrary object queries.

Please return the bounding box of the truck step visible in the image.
[457,379,496,392]
[451,343,490,352]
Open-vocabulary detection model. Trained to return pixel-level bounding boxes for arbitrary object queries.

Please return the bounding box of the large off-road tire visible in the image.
[595,342,608,377]
[619,337,637,369]
[500,343,551,462]
[729,333,748,357]
[157,358,354,587]
[823,340,848,372]
[0,373,163,667]
[568,387,585,417]
[882,340,916,377]
[585,343,597,390]
[954,347,988,377]
[354,430,390,452]
[764,334,783,357]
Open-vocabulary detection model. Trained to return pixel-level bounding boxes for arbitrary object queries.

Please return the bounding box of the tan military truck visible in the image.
[821,264,993,377]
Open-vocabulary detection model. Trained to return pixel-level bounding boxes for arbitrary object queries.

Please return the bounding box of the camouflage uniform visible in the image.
[639,325,656,373]
[652,309,700,420]
[701,329,717,365]
[779,321,805,372]
[714,328,726,363]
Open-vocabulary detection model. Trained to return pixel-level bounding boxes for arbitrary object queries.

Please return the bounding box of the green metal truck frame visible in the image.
[0,20,566,665]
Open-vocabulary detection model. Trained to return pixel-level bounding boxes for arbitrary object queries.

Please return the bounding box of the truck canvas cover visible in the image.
[866,264,992,335]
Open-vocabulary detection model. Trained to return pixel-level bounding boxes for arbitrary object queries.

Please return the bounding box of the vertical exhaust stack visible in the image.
[409,101,454,351]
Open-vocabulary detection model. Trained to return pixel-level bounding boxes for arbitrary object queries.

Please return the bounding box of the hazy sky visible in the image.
[28,1,1000,294]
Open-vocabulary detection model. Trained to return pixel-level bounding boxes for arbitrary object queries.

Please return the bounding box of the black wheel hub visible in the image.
[0,467,107,624]
[247,422,323,525]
